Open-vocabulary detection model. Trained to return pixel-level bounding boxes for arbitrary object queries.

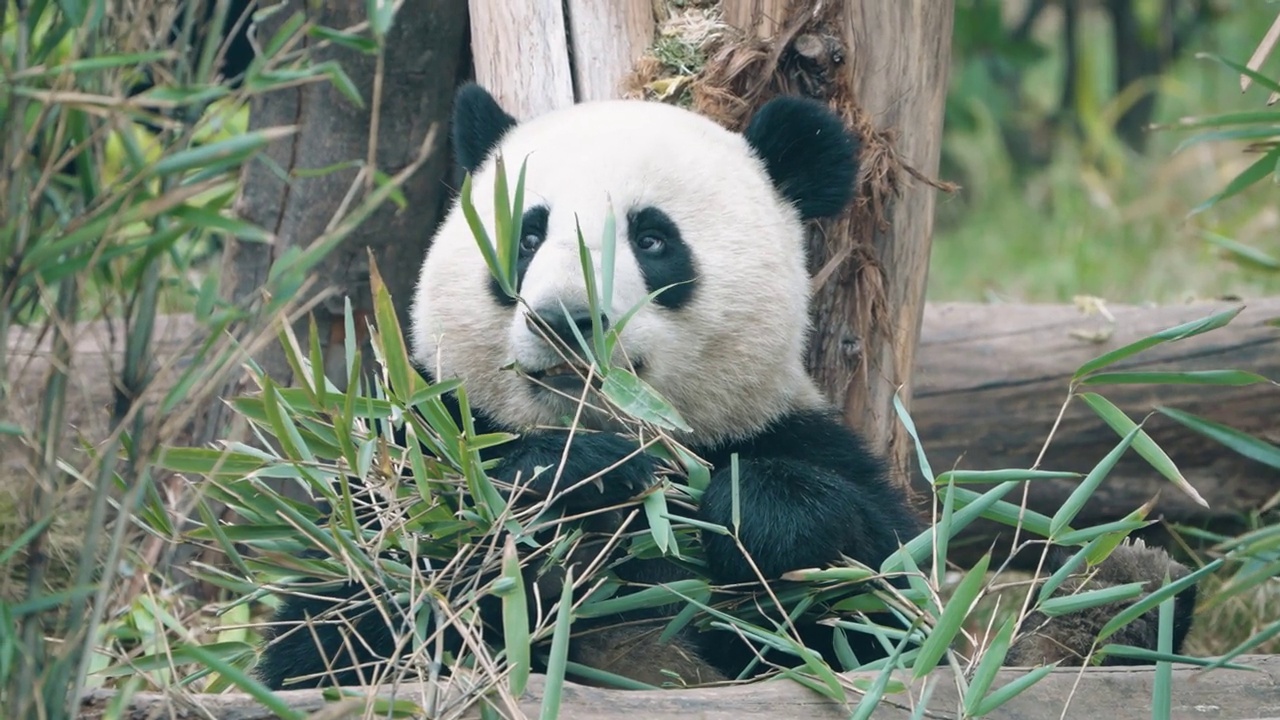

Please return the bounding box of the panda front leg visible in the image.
[692,410,921,674]
[488,429,656,514]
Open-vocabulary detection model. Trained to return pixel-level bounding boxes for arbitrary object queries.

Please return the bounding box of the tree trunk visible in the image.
[178,0,468,587]
[719,1,955,488]
[467,0,654,112]
[195,0,468,444]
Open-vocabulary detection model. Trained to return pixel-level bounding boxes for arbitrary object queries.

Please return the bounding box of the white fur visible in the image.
[410,99,826,445]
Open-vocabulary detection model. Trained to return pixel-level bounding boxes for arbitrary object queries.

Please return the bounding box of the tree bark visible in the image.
[467,0,654,110]
[720,1,954,487]
[195,0,468,444]
[75,655,1280,720]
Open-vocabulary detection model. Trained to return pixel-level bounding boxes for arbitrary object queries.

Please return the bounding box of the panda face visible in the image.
[411,87,858,444]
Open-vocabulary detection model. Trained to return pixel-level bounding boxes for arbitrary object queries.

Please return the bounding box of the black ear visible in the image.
[744,96,859,221]
[452,83,518,174]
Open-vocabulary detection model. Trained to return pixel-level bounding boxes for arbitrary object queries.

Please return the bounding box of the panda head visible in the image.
[411,84,860,444]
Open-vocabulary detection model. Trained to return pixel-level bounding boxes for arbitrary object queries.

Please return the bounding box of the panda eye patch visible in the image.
[517,205,549,255]
[626,206,697,310]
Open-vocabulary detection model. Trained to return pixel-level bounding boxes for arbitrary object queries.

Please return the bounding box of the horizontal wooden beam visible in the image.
[76,654,1280,719]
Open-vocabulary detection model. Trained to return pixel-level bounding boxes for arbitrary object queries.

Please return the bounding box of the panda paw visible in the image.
[1006,539,1198,667]
[492,430,655,514]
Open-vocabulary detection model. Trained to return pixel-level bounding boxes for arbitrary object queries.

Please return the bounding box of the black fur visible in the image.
[744,96,860,221]
[452,83,519,174]
[627,207,699,310]
[696,410,915,584]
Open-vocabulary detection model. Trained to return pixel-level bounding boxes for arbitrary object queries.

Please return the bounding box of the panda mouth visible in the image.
[525,360,646,395]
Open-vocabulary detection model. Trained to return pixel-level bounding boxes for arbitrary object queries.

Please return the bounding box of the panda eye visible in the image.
[519,232,543,253]
[635,232,665,253]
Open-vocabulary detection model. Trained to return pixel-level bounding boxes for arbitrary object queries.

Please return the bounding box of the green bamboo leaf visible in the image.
[849,631,914,720]
[1098,644,1256,669]
[600,370,691,432]
[370,253,419,399]
[1051,424,1142,537]
[539,567,576,720]
[1080,370,1272,387]
[974,664,1057,716]
[180,643,305,720]
[1079,393,1208,508]
[1201,230,1280,271]
[460,173,511,297]
[367,0,398,38]
[500,535,531,696]
[1037,581,1146,617]
[1174,125,1280,153]
[153,447,267,476]
[881,481,1018,573]
[311,60,365,108]
[308,25,379,53]
[493,155,515,284]
[934,469,1081,484]
[643,488,676,556]
[1190,147,1280,216]
[894,392,933,483]
[1153,593,1175,720]
[912,553,990,679]
[780,566,876,584]
[148,127,297,178]
[1157,406,1280,471]
[96,641,255,677]
[577,579,710,618]
[1198,52,1280,95]
[1073,307,1243,379]
[963,615,1017,716]
[1053,517,1152,547]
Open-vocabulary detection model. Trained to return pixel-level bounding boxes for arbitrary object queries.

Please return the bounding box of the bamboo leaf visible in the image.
[1079,393,1208,508]
[1157,406,1280,471]
[499,535,531,696]
[1051,423,1142,538]
[913,554,990,679]
[1073,307,1244,379]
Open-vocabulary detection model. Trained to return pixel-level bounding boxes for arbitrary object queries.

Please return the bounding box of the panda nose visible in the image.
[526,306,610,348]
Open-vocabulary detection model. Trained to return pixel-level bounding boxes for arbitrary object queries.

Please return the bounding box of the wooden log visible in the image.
[912,298,1280,561]
[468,0,575,117]
[75,655,1280,719]
[564,0,655,102]
[7,299,1278,533]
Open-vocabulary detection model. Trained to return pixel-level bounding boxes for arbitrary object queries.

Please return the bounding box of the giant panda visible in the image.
[254,83,1199,690]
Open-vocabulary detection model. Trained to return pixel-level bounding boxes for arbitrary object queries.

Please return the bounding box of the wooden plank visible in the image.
[564,0,655,102]
[468,0,575,118]
[76,655,1280,719]
[911,297,1280,563]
